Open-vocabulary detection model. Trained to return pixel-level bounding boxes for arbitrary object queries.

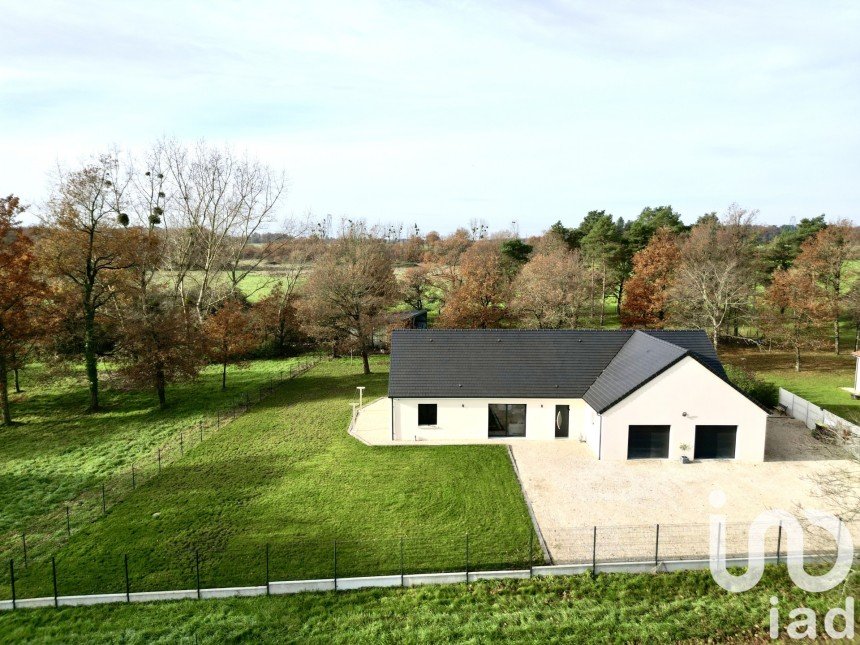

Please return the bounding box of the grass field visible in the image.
[0,359,305,538]
[1,567,855,643]
[720,346,860,424]
[3,357,535,600]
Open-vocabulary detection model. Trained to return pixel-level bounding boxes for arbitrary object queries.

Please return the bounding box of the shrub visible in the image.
[724,364,778,409]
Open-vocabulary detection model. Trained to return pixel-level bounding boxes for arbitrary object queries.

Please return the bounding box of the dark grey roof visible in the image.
[388,328,728,411]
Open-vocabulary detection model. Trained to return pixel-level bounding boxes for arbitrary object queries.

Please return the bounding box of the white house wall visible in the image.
[391,398,589,444]
[599,357,768,462]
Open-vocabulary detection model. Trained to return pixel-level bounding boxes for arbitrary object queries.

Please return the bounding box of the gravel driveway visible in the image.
[510,416,860,563]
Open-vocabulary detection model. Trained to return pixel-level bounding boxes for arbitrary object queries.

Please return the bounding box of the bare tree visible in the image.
[670,218,755,349]
[159,139,286,319]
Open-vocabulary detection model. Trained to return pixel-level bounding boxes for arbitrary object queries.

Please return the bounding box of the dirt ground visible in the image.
[510,416,860,563]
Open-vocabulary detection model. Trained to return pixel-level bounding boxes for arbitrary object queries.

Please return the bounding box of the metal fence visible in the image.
[779,388,860,455]
[0,357,322,567]
[2,519,857,609]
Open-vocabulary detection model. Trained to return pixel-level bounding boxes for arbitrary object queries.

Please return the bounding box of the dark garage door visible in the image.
[694,425,737,459]
[627,425,670,459]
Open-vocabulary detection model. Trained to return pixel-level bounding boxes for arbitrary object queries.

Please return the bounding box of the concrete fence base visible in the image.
[0,554,824,612]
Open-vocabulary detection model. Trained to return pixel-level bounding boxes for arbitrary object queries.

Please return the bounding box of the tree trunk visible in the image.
[855,321,859,352]
[794,345,801,372]
[711,325,719,350]
[0,352,11,425]
[84,309,100,412]
[599,268,606,327]
[361,348,371,375]
[156,366,167,410]
[615,276,624,316]
[834,318,840,355]
[222,361,228,390]
[13,368,20,394]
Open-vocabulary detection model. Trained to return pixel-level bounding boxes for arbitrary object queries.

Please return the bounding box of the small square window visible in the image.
[418,404,437,426]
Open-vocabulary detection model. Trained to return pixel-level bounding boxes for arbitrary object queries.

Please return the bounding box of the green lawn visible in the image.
[1,567,855,643]
[0,359,306,540]
[720,347,860,424]
[3,357,534,599]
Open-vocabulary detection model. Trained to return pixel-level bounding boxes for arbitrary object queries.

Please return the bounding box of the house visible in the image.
[387,329,769,462]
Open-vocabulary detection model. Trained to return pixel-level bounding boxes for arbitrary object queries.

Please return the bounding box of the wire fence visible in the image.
[0,357,323,567]
[3,519,857,606]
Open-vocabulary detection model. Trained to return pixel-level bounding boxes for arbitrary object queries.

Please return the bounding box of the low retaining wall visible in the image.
[0,555,820,611]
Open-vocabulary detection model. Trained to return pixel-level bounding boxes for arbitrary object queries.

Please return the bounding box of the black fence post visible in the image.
[52,556,58,607]
[333,540,338,591]
[124,554,130,602]
[216,413,220,431]
[265,543,270,596]
[654,524,660,567]
[591,526,597,578]
[65,506,71,538]
[21,533,27,568]
[195,550,201,600]
[157,449,161,475]
[199,421,204,443]
[9,560,15,610]
[776,521,782,565]
[101,484,106,515]
[399,536,404,587]
[465,533,470,583]
[180,431,184,455]
[132,464,136,490]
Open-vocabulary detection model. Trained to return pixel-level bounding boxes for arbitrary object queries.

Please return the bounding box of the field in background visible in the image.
[1,567,853,643]
[4,357,535,599]
[1,358,305,536]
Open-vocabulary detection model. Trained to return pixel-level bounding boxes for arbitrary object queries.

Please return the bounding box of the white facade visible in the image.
[389,357,769,462]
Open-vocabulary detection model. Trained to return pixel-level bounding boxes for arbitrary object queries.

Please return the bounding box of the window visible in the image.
[418,403,437,426]
[694,425,737,459]
[488,404,527,437]
[627,425,670,459]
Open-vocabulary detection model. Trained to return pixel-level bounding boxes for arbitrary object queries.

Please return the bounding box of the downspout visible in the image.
[597,414,603,460]
[391,398,395,441]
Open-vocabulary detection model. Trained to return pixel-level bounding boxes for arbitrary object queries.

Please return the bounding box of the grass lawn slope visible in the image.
[1,567,855,643]
[0,359,305,537]
[4,357,535,599]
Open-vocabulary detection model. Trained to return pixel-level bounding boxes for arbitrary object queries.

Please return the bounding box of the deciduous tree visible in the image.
[0,196,45,425]
[512,248,590,328]
[301,231,398,374]
[40,155,133,412]
[203,299,258,389]
[438,242,509,329]
[620,228,681,328]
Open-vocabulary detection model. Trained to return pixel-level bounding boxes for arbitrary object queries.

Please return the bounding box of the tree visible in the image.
[255,282,302,357]
[158,139,286,320]
[762,215,827,275]
[203,299,259,389]
[40,155,133,412]
[669,219,756,348]
[761,268,829,371]
[625,205,688,254]
[0,196,44,425]
[500,239,533,271]
[301,233,398,374]
[793,222,858,354]
[580,213,620,326]
[438,242,510,329]
[400,265,433,310]
[620,228,681,328]
[512,248,590,328]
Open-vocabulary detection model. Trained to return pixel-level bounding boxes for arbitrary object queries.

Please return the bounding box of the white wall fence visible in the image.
[778,388,860,457]
[0,553,846,612]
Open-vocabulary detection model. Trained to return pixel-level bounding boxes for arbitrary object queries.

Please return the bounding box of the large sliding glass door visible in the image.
[488,404,526,438]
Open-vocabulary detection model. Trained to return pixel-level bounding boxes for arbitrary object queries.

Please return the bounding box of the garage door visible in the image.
[627,425,670,459]
[694,425,737,459]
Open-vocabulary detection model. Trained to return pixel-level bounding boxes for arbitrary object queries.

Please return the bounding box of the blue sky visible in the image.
[1,1,858,233]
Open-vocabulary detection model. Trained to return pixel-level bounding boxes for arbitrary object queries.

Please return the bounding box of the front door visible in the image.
[555,405,569,438]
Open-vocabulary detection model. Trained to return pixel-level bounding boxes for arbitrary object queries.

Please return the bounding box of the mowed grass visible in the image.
[720,345,860,424]
[0,359,306,537]
[2,567,855,643]
[4,357,534,599]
